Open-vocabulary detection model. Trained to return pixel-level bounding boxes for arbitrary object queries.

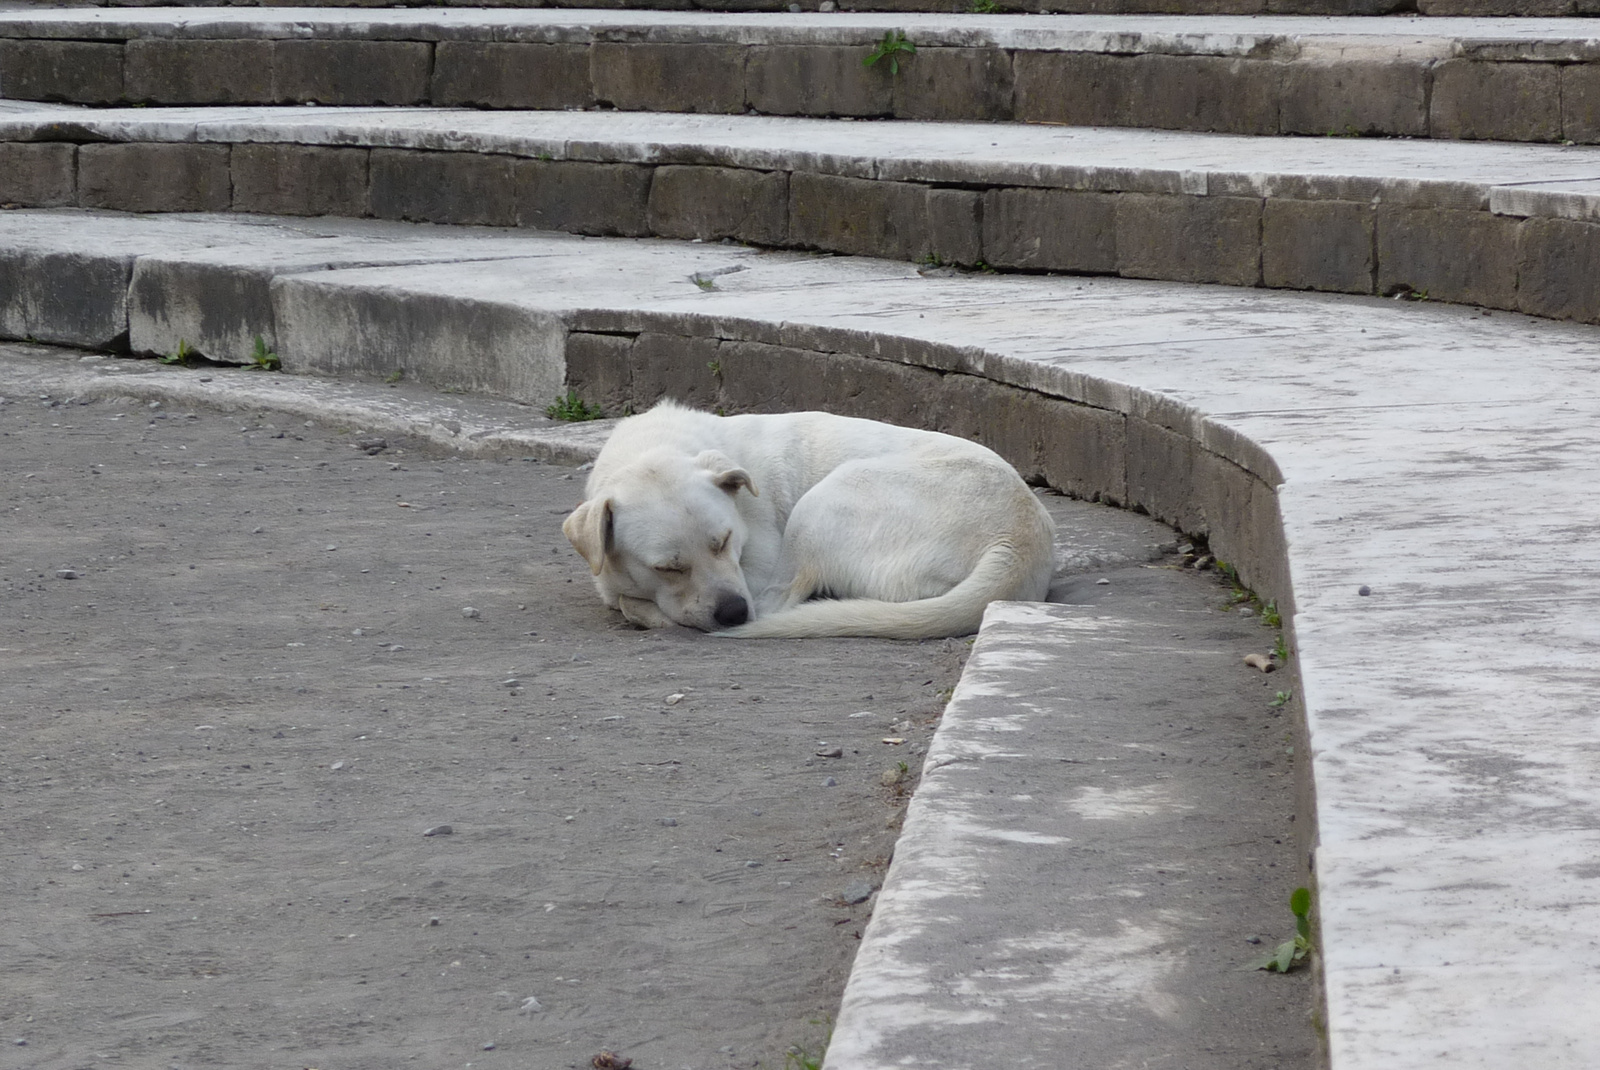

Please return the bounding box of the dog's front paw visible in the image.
[617,595,677,630]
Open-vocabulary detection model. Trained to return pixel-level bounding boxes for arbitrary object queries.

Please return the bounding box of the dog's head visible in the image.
[563,448,758,631]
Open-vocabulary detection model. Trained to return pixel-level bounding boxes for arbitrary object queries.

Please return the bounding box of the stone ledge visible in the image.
[2,107,1599,324]
[3,209,1598,1068]
[8,12,1600,140]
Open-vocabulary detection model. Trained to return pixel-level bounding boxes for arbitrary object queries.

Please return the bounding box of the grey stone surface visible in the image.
[828,599,1312,1069]
[272,39,431,105]
[431,40,593,109]
[123,38,273,104]
[0,38,122,103]
[591,41,747,113]
[230,143,370,217]
[1430,58,1564,142]
[0,141,74,206]
[78,142,231,213]
[646,164,788,245]
[4,208,1600,1068]
[515,158,653,236]
[1262,197,1375,293]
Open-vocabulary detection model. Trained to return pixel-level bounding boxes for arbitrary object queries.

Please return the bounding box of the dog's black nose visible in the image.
[713,594,749,628]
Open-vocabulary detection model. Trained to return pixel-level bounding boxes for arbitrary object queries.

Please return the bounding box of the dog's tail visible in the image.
[717,540,1050,640]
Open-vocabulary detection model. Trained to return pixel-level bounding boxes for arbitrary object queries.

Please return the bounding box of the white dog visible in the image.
[561,401,1056,639]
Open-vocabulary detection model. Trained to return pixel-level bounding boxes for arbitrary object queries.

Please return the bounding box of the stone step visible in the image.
[5,10,1600,143]
[35,0,1598,20]
[3,103,1599,324]
[3,207,1598,1069]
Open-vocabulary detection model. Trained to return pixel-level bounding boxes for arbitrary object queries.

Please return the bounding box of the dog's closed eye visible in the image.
[653,563,687,576]
[711,532,731,555]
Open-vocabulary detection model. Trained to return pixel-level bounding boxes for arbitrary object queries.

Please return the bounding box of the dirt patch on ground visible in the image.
[0,374,1310,1070]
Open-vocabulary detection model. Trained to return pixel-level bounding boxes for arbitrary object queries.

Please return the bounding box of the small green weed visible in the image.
[784,1017,833,1070]
[158,339,196,367]
[1273,633,1290,663]
[691,273,719,292]
[863,30,915,75]
[248,334,280,371]
[545,391,604,422]
[970,0,1000,10]
[385,368,405,384]
[1248,887,1314,973]
[1262,600,1282,629]
[707,359,723,378]
[1269,689,1293,709]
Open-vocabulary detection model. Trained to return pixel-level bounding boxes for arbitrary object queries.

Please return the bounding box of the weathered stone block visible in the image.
[0,40,123,104]
[1561,64,1600,144]
[647,165,787,245]
[717,340,943,427]
[274,40,430,105]
[1126,54,1281,135]
[564,331,634,417]
[1279,57,1429,137]
[937,376,1127,504]
[1430,59,1561,142]
[789,172,929,261]
[432,41,593,109]
[1375,206,1521,308]
[124,39,273,104]
[893,47,1014,121]
[1116,194,1261,286]
[981,187,1117,273]
[78,143,231,213]
[128,260,274,362]
[369,149,516,226]
[746,45,892,117]
[272,278,564,404]
[232,144,369,217]
[0,247,130,350]
[628,332,722,410]
[1516,217,1600,323]
[1126,416,1204,535]
[591,43,745,113]
[1013,52,1128,127]
[0,142,76,207]
[515,159,652,237]
[1262,199,1374,293]
[926,188,982,267]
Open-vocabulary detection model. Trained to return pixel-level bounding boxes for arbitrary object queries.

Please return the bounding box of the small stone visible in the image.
[1358,585,1372,596]
[462,607,481,619]
[330,761,346,771]
[1237,607,1256,617]
[387,644,406,652]
[881,737,906,746]
[1193,554,1215,570]
[841,879,875,905]
[519,996,544,1014]
[325,545,338,552]
[664,692,685,705]
[55,569,78,580]
[352,628,365,636]
[820,0,837,8]
[889,719,912,734]
[503,678,521,688]
[822,777,837,787]
[658,817,678,827]
[1246,935,1263,944]
[13,1038,25,1046]
[744,860,762,868]
[70,863,83,872]
[816,746,843,758]
[482,1042,496,1051]
[423,825,453,837]
[1096,577,1110,585]
[429,917,441,926]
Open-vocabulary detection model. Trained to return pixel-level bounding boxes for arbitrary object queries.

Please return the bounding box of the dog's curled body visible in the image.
[562,401,1056,639]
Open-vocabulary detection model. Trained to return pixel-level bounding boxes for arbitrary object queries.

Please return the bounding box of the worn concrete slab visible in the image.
[1,9,1598,53]
[2,211,1600,1069]
[3,104,1598,207]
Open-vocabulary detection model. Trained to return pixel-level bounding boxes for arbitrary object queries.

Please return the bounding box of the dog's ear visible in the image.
[695,450,759,498]
[562,497,614,575]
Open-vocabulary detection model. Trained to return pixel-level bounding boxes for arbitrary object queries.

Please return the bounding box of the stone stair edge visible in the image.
[6,10,1600,142]
[4,106,1600,324]
[47,0,1600,19]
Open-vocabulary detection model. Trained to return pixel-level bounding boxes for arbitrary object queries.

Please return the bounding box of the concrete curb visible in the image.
[5,12,1600,142]
[4,209,1600,1067]
[4,106,1600,323]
